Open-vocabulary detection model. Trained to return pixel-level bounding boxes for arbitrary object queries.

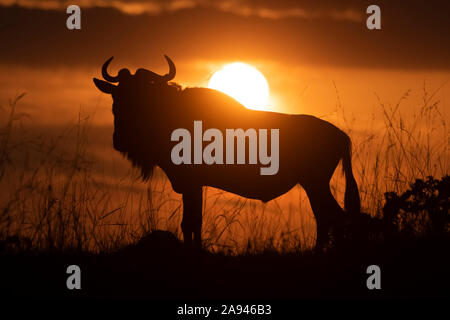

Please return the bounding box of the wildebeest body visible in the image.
[94,56,360,249]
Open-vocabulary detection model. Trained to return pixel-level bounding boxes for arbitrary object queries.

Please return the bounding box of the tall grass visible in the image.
[331,82,448,216]
[0,85,448,254]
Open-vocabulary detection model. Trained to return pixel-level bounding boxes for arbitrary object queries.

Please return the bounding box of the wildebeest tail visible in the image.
[342,134,361,214]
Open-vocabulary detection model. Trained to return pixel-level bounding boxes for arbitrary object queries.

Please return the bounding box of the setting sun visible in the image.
[208,63,269,110]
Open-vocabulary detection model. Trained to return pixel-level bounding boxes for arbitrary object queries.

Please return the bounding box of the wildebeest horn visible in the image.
[162,55,176,81]
[135,55,176,83]
[102,57,131,83]
[102,57,119,82]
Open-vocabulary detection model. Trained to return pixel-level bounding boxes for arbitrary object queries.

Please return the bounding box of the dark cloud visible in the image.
[0,1,449,70]
[1,0,363,17]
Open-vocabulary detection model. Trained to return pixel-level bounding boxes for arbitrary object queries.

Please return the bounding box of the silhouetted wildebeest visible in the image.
[93,56,360,249]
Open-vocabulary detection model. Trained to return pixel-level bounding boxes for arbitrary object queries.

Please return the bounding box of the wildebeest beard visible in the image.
[113,81,182,181]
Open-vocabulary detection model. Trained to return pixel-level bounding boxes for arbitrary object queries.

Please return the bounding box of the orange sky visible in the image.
[1,63,448,130]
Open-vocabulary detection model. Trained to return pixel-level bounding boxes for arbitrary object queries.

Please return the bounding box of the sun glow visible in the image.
[208,63,269,111]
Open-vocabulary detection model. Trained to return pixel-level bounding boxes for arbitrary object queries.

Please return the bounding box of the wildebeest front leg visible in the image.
[181,187,203,248]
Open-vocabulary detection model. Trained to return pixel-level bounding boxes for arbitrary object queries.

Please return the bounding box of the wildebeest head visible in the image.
[93,55,176,155]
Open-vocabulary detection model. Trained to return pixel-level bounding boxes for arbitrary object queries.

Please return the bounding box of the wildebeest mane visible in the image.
[118,81,183,181]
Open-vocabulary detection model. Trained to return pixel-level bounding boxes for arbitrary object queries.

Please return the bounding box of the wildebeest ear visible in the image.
[93,78,116,94]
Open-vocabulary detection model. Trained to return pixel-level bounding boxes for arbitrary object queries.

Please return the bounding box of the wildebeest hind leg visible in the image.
[181,187,203,248]
[304,182,344,249]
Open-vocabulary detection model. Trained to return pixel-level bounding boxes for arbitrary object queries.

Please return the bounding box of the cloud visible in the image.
[208,0,363,21]
[2,0,448,27]
[0,1,449,70]
[0,0,195,14]
[0,0,363,20]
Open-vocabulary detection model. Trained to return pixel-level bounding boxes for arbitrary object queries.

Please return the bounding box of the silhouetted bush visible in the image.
[383,175,449,238]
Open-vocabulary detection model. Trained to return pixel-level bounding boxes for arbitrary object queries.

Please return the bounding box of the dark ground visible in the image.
[1,231,448,301]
